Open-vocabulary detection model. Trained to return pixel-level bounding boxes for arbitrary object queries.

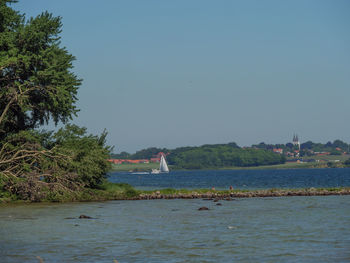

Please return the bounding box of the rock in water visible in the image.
[79,214,92,219]
[198,207,209,211]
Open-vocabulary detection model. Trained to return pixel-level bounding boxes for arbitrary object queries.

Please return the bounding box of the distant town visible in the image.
[109,135,350,169]
[251,134,349,164]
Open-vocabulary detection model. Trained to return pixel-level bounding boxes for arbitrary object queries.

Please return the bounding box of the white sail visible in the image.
[159,155,169,173]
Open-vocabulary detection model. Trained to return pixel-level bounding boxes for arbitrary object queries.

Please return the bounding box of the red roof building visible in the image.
[108,159,150,164]
[273,148,283,154]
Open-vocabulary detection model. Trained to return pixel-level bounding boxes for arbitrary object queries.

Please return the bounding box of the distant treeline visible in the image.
[110,139,350,169]
[111,147,168,160]
[167,143,285,169]
[111,143,285,169]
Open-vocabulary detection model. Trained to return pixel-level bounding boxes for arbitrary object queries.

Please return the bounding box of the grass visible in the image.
[111,156,350,172]
[127,186,350,199]
[303,154,350,162]
[111,162,318,172]
[111,163,160,172]
[221,162,325,170]
[140,188,251,195]
[74,182,140,201]
[139,187,350,196]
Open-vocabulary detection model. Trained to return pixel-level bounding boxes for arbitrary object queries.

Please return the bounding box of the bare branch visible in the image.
[0,96,16,126]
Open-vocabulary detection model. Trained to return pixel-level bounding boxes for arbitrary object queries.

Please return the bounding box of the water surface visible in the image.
[1,196,350,262]
[2,168,350,262]
[109,168,350,190]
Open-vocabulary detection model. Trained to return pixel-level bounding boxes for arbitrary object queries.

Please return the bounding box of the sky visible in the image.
[15,0,350,153]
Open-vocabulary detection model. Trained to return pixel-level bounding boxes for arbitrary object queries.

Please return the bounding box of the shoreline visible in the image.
[112,164,350,172]
[1,185,349,203]
[123,187,350,200]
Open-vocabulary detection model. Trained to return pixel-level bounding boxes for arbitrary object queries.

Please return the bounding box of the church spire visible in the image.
[292,133,300,150]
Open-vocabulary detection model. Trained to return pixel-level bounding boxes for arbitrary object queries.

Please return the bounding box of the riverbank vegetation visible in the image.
[111,159,349,172]
[0,182,136,203]
[0,1,111,202]
[1,184,349,203]
[136,187,350,199]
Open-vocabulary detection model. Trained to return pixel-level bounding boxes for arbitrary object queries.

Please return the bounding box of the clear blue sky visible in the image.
[15,0,350,153]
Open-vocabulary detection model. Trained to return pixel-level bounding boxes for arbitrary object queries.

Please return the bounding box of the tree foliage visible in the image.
[0,2,111,201]
[0,129,79,201]
[0,125,112,201]
[110,151,131,159]
[0,1,81,139]
[167,143,285,169]
[131,147,168,160]
[53,125,112,188]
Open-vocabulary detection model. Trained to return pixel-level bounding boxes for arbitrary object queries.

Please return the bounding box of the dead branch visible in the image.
[0,95,16,126]
[0,140,82,201]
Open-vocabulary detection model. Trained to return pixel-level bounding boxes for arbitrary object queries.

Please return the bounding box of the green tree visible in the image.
[53,125,112,188]
[0,1,112,201]
[0,0,81,139]
[167,143,285,169]
[332,140,348,151]
[111,151,131,159]
[131,147,168,159]
[0,126,112,201]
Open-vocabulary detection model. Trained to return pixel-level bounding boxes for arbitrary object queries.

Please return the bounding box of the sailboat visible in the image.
[151,155,169,174]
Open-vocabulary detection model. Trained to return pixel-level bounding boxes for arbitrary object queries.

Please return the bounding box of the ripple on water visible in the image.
[0,196,350,262]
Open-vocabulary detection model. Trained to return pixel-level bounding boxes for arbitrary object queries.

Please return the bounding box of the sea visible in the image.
[0,168,349,263]
[108,168,350,190]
